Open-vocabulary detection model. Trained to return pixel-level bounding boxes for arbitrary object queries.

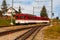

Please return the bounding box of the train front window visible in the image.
[20,16,26,19]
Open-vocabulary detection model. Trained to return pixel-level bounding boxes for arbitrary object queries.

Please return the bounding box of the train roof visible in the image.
[15,13,36,16]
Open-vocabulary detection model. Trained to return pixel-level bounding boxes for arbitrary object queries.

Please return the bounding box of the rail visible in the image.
[15,25,45,40]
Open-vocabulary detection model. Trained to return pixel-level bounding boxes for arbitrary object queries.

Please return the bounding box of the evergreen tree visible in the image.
[18,6,21,13]
[40,6,48,17]
[1,0,7,13]
[56,17,59,20]
[0,10,2,17]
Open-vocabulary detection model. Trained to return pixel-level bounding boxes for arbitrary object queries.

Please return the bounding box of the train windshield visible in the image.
[20,16,26,19]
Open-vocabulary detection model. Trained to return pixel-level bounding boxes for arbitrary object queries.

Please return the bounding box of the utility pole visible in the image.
[12,0,13,8]
[10,0,14,25]
[18,6,21,13]
[33,7,34,15]
[51,0,53,26]
[33,0,40,15]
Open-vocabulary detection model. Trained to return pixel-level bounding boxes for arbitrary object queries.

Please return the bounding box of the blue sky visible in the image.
[0,0,60,18]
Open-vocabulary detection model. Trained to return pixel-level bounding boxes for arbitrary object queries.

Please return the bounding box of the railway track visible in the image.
[0,24,40,32]
[0,23,48,33]
[0,24,45,36]
[15,25,45,40]
[0,26,35,36]
[26,26,44,40]
[0,24,49,40]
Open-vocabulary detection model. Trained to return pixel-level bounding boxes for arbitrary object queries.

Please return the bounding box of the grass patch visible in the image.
[0,19,11,26]
[44,21,60,39]
[0,17,15,26]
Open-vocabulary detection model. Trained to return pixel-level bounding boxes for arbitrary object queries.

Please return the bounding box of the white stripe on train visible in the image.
[15,20,49,24]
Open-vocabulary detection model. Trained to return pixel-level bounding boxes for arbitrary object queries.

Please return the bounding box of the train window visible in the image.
[20,16,26,19]
[28,16,32,20]
[28,17,31,20]
[16,16,18,19]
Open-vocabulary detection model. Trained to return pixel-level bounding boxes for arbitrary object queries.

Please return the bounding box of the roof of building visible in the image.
[7,7,18,13]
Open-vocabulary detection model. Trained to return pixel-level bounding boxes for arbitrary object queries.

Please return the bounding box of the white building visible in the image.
[2,7,18,16]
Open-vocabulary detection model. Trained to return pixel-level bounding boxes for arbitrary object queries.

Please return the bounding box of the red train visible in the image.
[14,13,50,24]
